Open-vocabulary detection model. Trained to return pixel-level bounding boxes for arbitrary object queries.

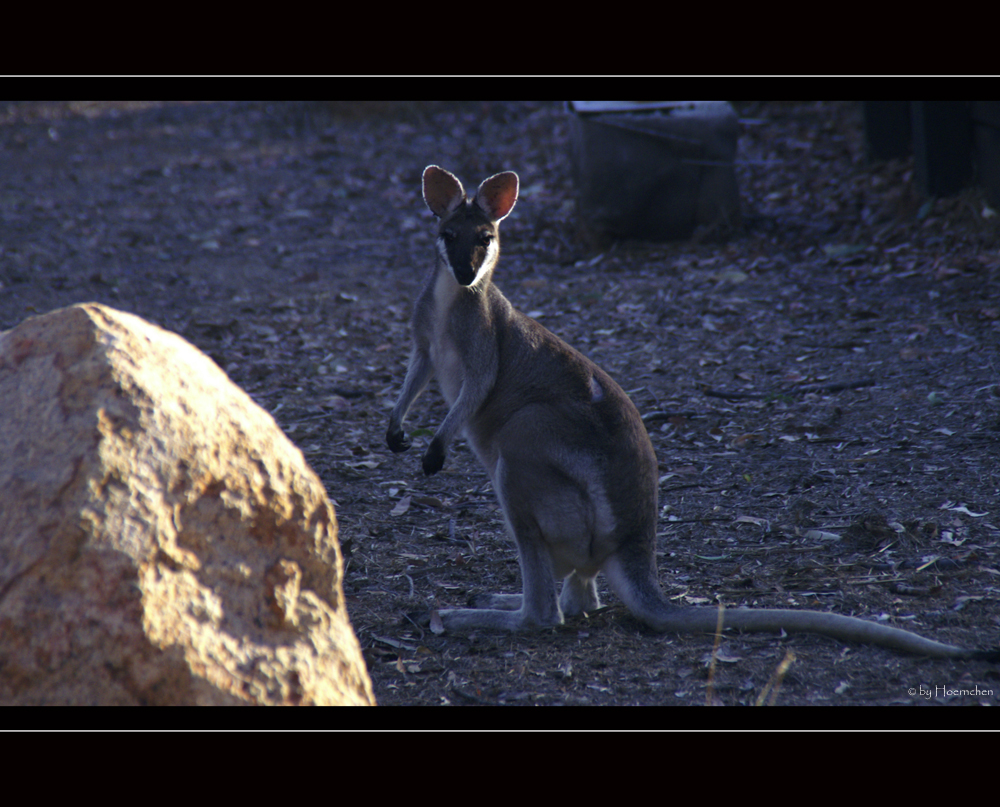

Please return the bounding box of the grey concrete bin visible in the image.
[568,101,740,241]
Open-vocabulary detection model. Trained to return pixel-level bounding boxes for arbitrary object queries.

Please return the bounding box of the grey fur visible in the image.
[386,166,995,660]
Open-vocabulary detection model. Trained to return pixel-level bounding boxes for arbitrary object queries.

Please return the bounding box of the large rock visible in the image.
[0,303,374,706]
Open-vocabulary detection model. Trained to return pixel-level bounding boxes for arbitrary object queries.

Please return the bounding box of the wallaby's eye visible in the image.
[478,232,493,247]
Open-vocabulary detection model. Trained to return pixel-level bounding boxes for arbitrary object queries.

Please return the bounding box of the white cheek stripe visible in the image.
[469,237,499,288]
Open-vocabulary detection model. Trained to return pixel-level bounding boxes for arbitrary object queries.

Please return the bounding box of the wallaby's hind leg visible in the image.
[437,505,564,631]
[441,435,613,630]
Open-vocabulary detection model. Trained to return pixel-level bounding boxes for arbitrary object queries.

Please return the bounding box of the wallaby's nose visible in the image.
[453,262,478,285]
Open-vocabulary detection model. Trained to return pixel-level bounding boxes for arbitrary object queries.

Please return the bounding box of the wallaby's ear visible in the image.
[423,165,466,218]
[475,171,519,222]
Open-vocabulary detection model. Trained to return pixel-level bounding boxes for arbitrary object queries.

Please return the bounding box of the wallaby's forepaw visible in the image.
[422,439,445,475]
[386,426,411,453]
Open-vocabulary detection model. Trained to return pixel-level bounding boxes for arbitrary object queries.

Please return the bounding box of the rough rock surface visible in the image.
[0,303,374,706]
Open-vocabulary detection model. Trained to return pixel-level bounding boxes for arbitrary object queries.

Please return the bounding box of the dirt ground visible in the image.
[2,100,998,714]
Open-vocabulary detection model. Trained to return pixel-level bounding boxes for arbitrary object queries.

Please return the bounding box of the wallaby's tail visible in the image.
[663,604,995,660]
[603,547,997,660]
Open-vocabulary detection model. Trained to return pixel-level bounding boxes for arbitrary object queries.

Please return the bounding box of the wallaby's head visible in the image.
[422,165,519,287]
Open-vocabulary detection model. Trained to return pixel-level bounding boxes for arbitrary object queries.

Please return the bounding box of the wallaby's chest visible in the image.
[423,269,477,405]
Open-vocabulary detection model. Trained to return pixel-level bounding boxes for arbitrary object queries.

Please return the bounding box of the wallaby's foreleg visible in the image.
[423,385,474,475]
[387,347,434,453]
[422,369,494,475]
[386,346,490,475]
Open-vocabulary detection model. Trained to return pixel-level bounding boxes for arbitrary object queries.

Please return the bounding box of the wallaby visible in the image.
[386,165,996,660]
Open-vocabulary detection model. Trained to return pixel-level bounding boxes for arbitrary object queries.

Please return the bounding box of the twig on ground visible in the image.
[700,378,875,400]
[641,410,704,423]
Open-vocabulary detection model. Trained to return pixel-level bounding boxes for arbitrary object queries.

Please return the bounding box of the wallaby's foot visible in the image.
[470,589,604,619]
[473,578,600,617]
[386,426,411,453]
[471,593,523,611]
[437,605,562,632]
